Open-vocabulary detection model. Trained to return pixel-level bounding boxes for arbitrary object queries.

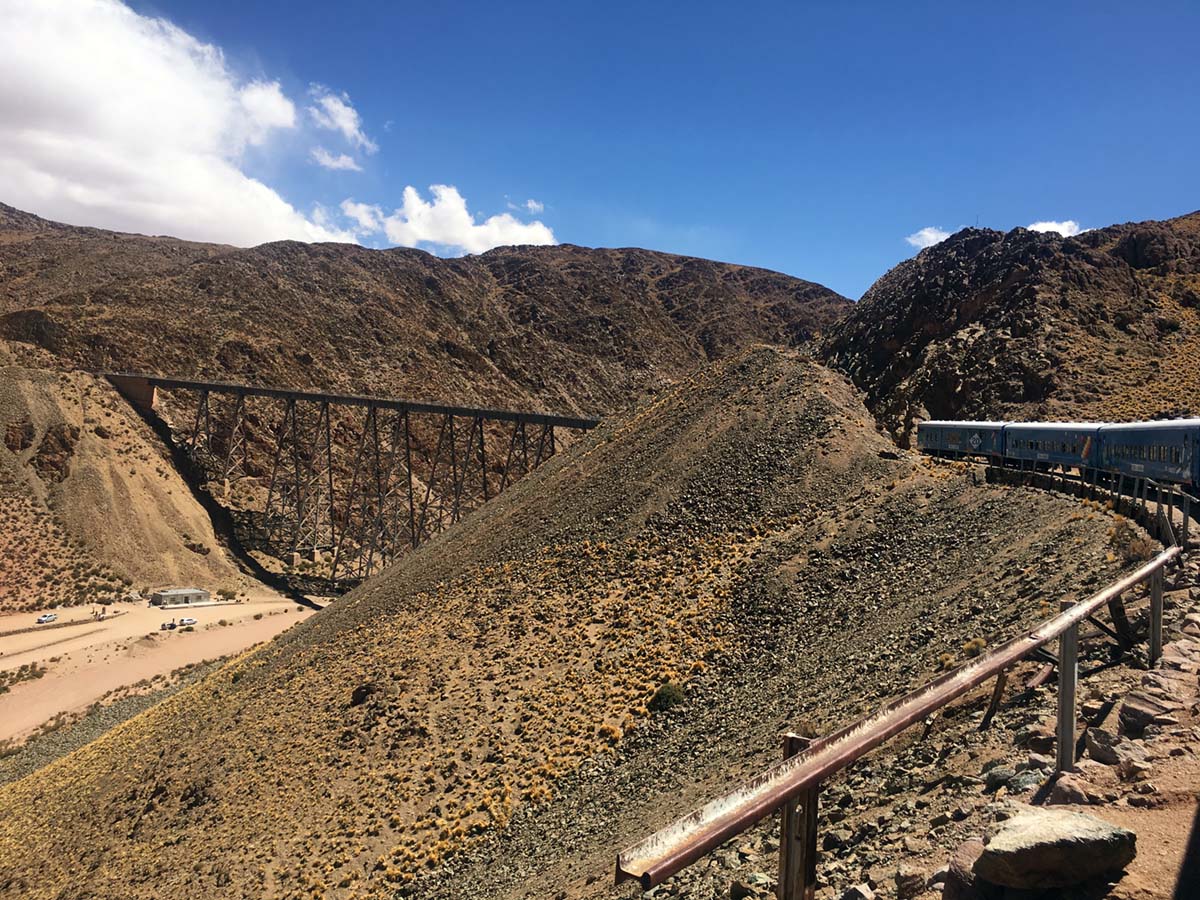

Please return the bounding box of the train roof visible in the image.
[1098,419,1200,432]
[919,420,1005,428]
[1003,422,1104,431]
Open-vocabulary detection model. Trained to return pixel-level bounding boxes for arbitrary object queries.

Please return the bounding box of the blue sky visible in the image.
[3,1,1199,298]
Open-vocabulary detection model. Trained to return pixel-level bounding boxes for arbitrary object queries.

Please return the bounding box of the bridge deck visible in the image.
[100,372,601,430]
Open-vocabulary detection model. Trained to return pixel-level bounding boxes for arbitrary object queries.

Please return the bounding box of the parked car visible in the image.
[36,612,57,624]
[178,617,197,626]
[160,620,177,630]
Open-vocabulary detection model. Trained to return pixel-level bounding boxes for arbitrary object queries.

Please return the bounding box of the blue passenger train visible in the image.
[917,418,1200,490]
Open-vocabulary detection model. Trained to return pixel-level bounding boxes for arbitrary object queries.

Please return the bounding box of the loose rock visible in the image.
[973,805,1136,889]
[941,839,984,900]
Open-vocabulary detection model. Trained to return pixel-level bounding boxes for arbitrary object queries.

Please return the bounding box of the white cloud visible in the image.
[307,86,377,153]
[507,197,546,214]
[311,147,362,171]
[0,0,353,245]
[347,185,555,254]
[0,1,550,255]
[905,226,952,249]
[1027,219,1085,237]
[340,199,383,232]
[239,80,296,144]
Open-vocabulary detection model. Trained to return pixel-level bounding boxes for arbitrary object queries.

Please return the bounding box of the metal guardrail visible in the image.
[616,517,1186,896]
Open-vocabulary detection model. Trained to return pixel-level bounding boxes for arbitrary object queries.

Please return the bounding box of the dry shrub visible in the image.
[1108,518,1154,563]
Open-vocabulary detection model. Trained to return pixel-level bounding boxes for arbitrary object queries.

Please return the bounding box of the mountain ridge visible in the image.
[0,202,851,417]
[821,210,1200,441]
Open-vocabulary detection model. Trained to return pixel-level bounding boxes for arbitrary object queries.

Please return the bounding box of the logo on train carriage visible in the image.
[969,432,982,450]
[1082,435,1093,461]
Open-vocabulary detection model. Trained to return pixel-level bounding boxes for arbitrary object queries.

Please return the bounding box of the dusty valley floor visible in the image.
[0,590,311,746]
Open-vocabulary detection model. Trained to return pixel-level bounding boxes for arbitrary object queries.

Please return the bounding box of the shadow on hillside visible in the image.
[1175,802,1200,899]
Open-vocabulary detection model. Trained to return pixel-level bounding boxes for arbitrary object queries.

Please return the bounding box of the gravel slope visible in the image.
[0,348,1128,900]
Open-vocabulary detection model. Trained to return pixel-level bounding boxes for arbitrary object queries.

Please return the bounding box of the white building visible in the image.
[150,587,211,607]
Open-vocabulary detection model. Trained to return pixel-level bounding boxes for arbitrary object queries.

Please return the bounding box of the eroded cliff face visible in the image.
[0,363,244,611]
[822,212,1200,444]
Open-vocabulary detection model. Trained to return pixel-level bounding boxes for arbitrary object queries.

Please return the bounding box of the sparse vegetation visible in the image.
[0,662,46,694]
[1108,516,1155,563]
[1,196,1186,899]
[648,681,686,712]
[960,636,987,658]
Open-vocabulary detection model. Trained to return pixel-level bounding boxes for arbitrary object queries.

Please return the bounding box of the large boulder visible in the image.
[973,806,1136,889]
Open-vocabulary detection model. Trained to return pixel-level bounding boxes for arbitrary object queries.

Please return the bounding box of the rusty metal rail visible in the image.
[616,545,1182,893]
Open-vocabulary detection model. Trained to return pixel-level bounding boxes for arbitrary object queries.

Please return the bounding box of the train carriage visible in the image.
[1000,422,1102,470]
[916,421,1005,459]
[1098,420,1200,488]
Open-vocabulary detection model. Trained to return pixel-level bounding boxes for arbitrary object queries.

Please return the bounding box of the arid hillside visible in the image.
[0,202,850,607]
[0,203,850,417]
[0,348,248,612]
[822,211,1200,442]
[0,347,1131,900]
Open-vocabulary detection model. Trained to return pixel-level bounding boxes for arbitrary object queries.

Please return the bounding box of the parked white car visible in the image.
[178,617,198,626]
[36,612,57,624]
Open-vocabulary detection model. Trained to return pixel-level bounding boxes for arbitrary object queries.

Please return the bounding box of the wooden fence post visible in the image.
[1057,599,1078,774]
[1150,566,1164,667]
[1168,487,1176,544]
[778,733,818,900]
[980,669,1008,730]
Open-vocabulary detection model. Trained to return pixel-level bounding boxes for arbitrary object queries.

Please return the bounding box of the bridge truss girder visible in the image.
[166,383,583,589]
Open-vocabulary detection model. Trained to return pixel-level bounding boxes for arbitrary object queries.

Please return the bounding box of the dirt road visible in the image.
[0,592,316,743]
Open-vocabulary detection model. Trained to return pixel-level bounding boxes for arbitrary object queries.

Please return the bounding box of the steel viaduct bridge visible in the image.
[105,373,599,588]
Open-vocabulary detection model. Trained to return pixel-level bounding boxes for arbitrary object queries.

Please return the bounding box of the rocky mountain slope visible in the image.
[0,203,850,417]
[0,349,246,612]
[0,203,850,608]
[0,347,1131,900]
[822,211,1200,443]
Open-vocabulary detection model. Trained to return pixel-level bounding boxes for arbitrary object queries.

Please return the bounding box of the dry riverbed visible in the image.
[0,589,317,745]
